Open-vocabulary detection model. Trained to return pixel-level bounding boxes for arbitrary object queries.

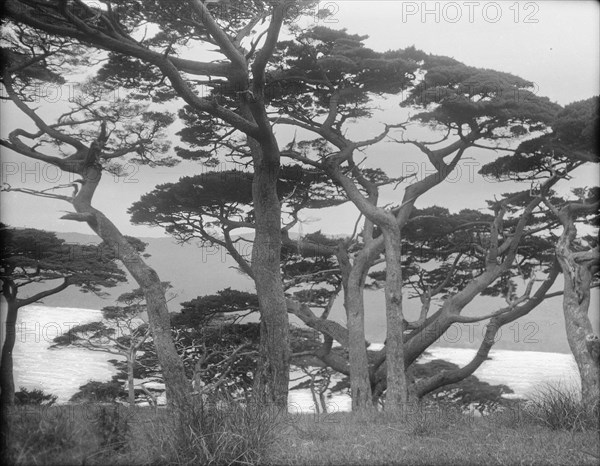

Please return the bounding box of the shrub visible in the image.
[3,406,77,464]
[70,380,123,403]
[14,387,57,406]
[522,382,599,432]
[143,394,286,465]
[96,404,130,452]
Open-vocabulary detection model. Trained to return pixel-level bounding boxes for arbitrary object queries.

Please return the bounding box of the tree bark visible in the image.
[249,140,290,408]
[69,162,191,410]
[0,301,18,407]
[127,352,135,407]
[320,144,471,411]
[382,225,408,410]
[344,275,373,410]
[243,4,291,409]
[338,246,374,411]
[555,216,600,412]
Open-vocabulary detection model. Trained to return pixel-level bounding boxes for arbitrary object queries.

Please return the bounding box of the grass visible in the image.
[265,407,599,466]
[1,389,598,466]
[1,398,285,466]
[138,399,285,465]
[519,381,600,432]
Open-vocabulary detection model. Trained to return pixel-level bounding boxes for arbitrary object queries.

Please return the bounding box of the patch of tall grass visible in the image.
[521,382,599,432]
[3,395,285,466]
[3,404,88,465]
[140,395,287,465]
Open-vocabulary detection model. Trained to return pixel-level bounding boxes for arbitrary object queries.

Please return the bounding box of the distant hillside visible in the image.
[15,232,600,354]
[31,232,254,310]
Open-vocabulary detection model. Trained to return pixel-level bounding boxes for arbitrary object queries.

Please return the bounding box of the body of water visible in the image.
[4,305,581,411]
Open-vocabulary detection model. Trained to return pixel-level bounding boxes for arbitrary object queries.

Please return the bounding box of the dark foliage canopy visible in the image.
[1,224,128,297]
[480,96,599,180]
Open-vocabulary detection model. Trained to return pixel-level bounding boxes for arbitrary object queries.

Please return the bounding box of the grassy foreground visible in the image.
[2,398,598,466]
[266,408,599,466]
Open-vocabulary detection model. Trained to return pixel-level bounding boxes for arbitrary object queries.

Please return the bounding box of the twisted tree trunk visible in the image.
[555,215,600,413]
[245,118,290,409]
[338,246,374,411]
[382,225,408,410]
[0,301,18,407]
[344,275,373,410]
[250,156,291,408]
[67,159,191,410]
[127,352,135,407]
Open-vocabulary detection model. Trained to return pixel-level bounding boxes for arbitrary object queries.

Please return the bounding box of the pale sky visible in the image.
[1,1,598,237]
